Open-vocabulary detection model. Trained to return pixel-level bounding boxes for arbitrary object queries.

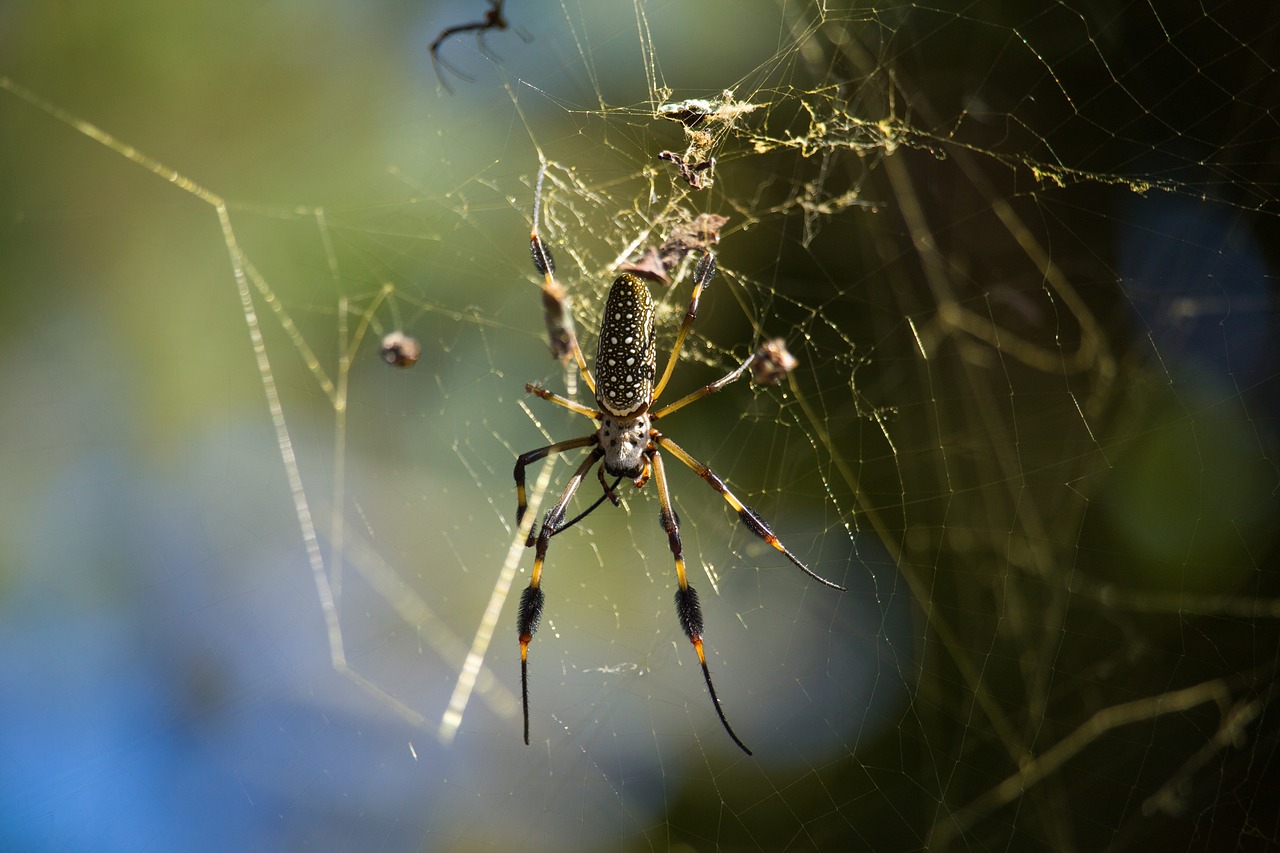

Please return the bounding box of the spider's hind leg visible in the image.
[650,447,753,756]
[653,433,846,592]
[518,446,603,745]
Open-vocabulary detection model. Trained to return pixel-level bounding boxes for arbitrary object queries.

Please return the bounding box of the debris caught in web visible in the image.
[655,90,764,191]
[380,331,422,368]
[619,213,729,283]
[750,338,799,386]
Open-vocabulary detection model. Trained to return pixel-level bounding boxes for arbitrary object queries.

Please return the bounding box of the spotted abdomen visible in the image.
[595,273,656,417]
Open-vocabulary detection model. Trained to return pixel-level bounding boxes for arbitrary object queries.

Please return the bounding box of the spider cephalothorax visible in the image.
[513,169,845,754]
[598,412,650,480]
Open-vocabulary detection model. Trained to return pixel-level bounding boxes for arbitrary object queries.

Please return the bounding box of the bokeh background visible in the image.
[2,1,1278,850]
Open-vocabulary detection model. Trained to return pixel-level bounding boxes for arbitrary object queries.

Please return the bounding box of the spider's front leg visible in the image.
[652,252,717,402]
[518,447,603,745]
[530,162,595,391]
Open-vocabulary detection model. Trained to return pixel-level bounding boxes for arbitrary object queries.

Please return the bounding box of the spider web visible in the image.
[2,1,1279,850]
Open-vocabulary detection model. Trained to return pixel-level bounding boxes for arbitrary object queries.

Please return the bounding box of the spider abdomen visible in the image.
[595,274,656,418]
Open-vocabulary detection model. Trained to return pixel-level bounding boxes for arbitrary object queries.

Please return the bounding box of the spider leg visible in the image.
[550,471,624,538]
[597,465,624,507]
[474,19,507,62]
[653,433,847,591]
[531,162,596,392]
[481,0,513,56]
[428,49,462,94]
[514,435,597,536]
[430,24,486,91]
[519,446,604,745]
[525,382,598,419]
[651,251,717,402]
[650,448,751,755]
[632,455,652,490]
[520,386,612,538]
[651,350,757,420]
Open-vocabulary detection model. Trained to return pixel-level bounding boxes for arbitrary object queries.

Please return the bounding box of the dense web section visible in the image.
[3,1,1279,850]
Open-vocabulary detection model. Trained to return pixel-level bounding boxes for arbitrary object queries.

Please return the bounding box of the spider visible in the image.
[514,182,846,755]
[429,0,528,92]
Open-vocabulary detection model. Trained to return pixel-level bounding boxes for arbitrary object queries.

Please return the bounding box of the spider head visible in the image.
[598,413,650,479]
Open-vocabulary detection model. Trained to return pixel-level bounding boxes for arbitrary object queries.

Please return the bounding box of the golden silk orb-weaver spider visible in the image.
[515,180,845,756]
